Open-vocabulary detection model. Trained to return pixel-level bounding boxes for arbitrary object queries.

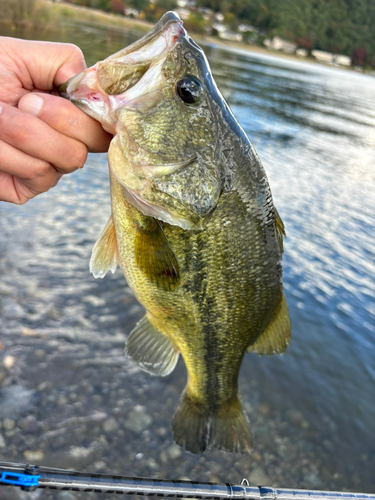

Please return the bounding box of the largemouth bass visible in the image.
[60,12,291,454]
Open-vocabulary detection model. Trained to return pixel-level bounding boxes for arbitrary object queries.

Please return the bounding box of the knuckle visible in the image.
[8,113,32,143]
[31,160,52,180]
[61,102,83,131]
[72,143,88,168]
[12,196,28,206]
[66,43,85,63]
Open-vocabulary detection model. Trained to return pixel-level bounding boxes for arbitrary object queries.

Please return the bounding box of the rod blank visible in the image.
[0,461,374,500]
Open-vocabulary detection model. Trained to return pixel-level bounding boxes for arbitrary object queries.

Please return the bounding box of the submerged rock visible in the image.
[124,406,152,433]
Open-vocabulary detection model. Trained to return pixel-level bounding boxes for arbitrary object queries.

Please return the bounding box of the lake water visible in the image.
[0,19,374,499]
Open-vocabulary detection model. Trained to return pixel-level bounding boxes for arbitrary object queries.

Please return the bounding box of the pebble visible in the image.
[146,458,158,470]
[23,449,45,462]
[167,444,182,459]
[160,450,168,464]
[58,395,68,405]
[34,349,46,359]
[0,433,5,448]
[3,356,16,369]
[259,403,270,415]
[19,415,39,433]
[69,446,92,459]
[94,461,106,471]
[38,381,52,392]
[57,491,76,500]
[103,417,119,433]
[3,418,15,431]
[249,467,270,485]
[84,295,106,307]
[2,299,25,319]
[0,283,13,295]
[0,385,35,420]
[22,327,38,336]
[124,406,152,433]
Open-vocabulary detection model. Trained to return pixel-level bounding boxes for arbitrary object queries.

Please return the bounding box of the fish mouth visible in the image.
[59,11,185,124]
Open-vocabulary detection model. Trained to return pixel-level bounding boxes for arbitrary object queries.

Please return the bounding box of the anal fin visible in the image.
[247,292,291,356]
[125,314,179,377]
[90,215,119,279]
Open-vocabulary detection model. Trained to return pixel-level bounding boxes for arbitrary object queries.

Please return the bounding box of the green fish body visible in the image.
[61,12,291,454]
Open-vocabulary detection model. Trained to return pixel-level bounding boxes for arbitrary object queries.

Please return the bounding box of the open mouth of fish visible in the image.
[59,12,185,137]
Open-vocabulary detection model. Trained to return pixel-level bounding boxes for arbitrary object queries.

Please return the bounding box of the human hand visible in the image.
[0,36,112,204]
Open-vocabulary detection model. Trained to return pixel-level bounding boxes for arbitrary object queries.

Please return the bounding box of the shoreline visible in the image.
[51,3,326,67]
[53,3,373,76]
[7,1,373,76]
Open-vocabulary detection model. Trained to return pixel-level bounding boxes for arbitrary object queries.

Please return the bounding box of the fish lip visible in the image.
[115,11,184,59]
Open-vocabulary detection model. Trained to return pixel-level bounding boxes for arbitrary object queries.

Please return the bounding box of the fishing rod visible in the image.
[0,461,374,499]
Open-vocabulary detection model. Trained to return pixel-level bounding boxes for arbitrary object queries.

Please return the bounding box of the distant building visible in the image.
[214,12,224,22]
[177,0,196,7]
[264,36,296,53]
[238,23,256,33]
[334,54,351,66]
[311,50,334,64]
[296,48,308,57]
[124,8,139,17]
[212,22,226,33]
[219,31,243,42]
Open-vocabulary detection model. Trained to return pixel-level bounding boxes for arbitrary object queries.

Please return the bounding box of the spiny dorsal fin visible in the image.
[135,217,180,290]
[125,314,180,377]
[90,215,119,279]
[275,207,286,253]
[247,292,291,356]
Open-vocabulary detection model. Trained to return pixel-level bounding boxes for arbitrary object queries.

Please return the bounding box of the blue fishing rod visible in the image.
[0,461,374,499]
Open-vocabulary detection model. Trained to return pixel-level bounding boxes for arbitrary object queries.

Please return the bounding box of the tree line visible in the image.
[65,0,375,67]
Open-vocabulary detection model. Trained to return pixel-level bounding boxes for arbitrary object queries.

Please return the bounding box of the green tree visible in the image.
[155,0,177,11]
[184,12,206,34]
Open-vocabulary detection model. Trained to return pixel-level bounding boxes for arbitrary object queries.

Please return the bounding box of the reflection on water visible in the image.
[0,20,375,497]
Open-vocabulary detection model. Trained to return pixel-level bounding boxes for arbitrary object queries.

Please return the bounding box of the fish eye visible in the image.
[176,75,203,105]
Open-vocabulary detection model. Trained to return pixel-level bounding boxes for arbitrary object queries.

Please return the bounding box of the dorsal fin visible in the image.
[90,215,119,278]
[247,292,291,356]
[126,314,180,376]
[274,207,286,253]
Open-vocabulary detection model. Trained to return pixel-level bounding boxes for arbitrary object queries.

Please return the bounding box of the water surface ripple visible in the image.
[0,22,374,497]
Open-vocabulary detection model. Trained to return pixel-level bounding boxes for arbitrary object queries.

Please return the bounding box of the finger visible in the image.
[0,172,28,204]
[0,102,87,174]
[5,37,87,90]
[0,137,57,181]
[0,171,62,205]
[0,139,61,204]
[19,93,112,153]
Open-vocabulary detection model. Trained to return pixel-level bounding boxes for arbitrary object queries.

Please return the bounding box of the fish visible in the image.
[60,11,291,454]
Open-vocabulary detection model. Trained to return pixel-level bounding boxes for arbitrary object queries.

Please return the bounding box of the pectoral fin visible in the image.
[135,216,180,290]
[126,314,179,376]
[90,216,119,279]
[247,292,291,356]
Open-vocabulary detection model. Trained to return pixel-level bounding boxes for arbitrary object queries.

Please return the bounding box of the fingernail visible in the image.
[19,94,44,116]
